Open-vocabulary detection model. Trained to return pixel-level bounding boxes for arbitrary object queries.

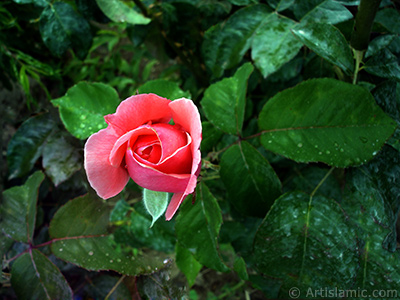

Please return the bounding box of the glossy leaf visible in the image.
[49,195,170,275]
[375,8,400,35]
[220,141,281,217]
[202,4,301,78]
[365,34,397,58]
[200,121,224,153]
[175,244,202,287]
[364,49,400,81]
[300,0,352,24]
[138,79,191,100]
[143,189,169,227]
[95,0,150,25]
[1,171,44,243]
[42,133,81,186]
[12,0,49,6]
[254,192,358,291]
[292,22,354,74]
[52,82,120,139]
[11,249,72,300]
[201,63,253,135]
[39,2,92,59]
[7,113,54,179]
[266,0,295,11]
[176,182,229,272]
[258,78,397,167]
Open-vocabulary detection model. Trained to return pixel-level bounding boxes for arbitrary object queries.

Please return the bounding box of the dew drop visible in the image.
[340,148,344,152]
[326,150,331,155]
[268,140,272,144]
[110,260,114,263]
[88,251,94,256]
[314,145,318,148]
[117,258,121,263]
[318,151,323,155]
[80,124,85,128]
[59,248,63,252]
[106,253,109,256]
[80,115,86,120]
[359,136,368,143]
[97,124,103,129]
[297,143,303,148]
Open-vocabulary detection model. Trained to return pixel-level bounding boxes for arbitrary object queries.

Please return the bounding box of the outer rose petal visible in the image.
[84,128,129,199]
[105,94,172,135]
[165,98,202,220]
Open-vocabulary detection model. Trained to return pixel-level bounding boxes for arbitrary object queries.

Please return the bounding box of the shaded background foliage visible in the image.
[1,0,400,299]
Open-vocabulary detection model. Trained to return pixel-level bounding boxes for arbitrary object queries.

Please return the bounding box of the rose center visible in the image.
[133,135,162,164]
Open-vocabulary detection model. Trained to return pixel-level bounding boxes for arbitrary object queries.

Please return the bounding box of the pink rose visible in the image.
[84,94,202,220]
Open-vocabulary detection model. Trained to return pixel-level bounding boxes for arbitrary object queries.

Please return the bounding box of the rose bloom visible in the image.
[84,94,202,220]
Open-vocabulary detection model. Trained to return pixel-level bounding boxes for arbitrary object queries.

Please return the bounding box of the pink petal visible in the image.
[151,123,188,160]
[105,94,172,136]
[84,128,130,199]
[125,148,190,193]
[165,192,185,221]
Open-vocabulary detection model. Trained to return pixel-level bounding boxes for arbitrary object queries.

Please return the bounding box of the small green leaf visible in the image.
[49,195,169,275]
[220,141,281,217]
[365,49,400,81]
[11,249,72,300]
[7,113,54,179]
[138,79,191,100]
[175,243,202,287]
[201,63,253,135]
[258,78,397,167]
[39,2,92,59]
[292,22,354,74]
[143,189,169,227]
[1,171,44,243]
[95,0,151,25]
[234,256,248,281]
[52,82,120,139]
[254,192,358,291]
[42,133,81,186]
[300,0,353,24]
[176,182,229,272]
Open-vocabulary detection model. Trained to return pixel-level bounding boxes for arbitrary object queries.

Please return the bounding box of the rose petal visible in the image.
[165,192,185,221]
[126,148,190,193]
[105,94,172,135]
[150,123,187,160]
[84,128,130,199]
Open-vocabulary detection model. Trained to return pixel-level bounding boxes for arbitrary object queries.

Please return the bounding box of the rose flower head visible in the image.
[84,94,202,220]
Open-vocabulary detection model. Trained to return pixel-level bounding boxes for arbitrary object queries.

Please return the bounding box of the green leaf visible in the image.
[200,121,224,153]
[253,192,358,291]
[201,63,253,135]
[52,82,120,139]
[95,0,151,25]
[49,195,170,275]
[266,0,295,11]
[39,2,92,59]
[12,0,49,6]
[300,0,353,24]
[143,189,169,227]
[42,133,81,186]
[343,163,400,292]
[11,249,72,300]
[375,8,400,35]
[110,199,131,222]
[138,79,191,100]
[365,49,400,81]
[258,78,397,167]
[220,141,281,217]
[176,182,229,272]
[1,171,44,243]
[84,275,131,300]
[7,113,54,179]
[202,4,301,78]
[175,243,202,287]
[292,22,354,74]
[365,34,397,58]
[234,256,248,281]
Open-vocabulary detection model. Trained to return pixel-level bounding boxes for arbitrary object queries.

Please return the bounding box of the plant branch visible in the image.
[350,0,382,51]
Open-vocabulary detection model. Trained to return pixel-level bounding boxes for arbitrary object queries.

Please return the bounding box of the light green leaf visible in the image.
[1,171,44,243]
[292,22,354,74]
[7,113,54,179]
[176,182,229,272]
[52,82,120,139]
[49,195,170,275]
[259,78,397,167]
[138,79,191,100]
[220,141,281,217]
[175,243,202,287]
[11,249,72,300]
[143,189,169,227]
[202,4,301,78]
[300,0,353,24]
[234,256,248,281]
[201,63,253,135]
[39,2,92,59]
[95,0,151,25]
[254,192,359,292]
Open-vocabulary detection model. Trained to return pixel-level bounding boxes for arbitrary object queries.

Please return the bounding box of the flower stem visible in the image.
[350,0,382,51]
